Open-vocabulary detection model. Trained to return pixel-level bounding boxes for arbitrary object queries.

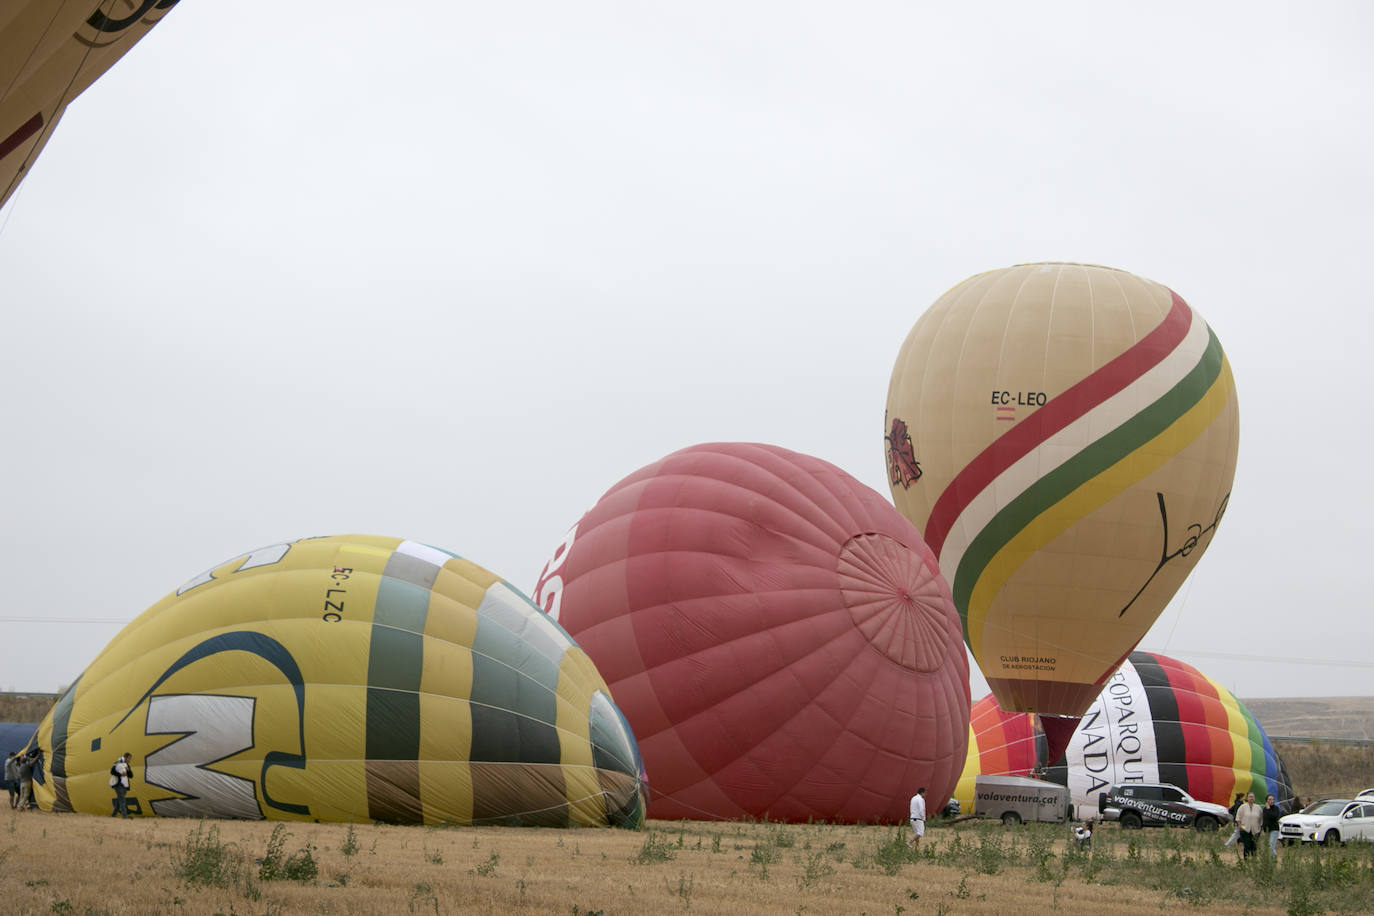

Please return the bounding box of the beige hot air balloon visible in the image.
[1,1,180,210]
[885,263,1238,739]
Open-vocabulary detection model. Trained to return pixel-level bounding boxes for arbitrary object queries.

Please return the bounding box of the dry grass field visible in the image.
[3,694,1371,914]
[3,810,1372,916]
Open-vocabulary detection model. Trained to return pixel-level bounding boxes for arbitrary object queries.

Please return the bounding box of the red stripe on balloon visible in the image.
[924,291,1193,557]
[1,113,43,161]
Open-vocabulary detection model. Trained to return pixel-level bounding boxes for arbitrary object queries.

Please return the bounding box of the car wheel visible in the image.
[1194,815,1218,832]
[1322,830,1340,846]
[1120,811,1143,830]
[1002,811,1022,826]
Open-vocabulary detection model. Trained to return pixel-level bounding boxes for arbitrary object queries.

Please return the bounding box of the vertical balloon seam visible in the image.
[660,620,878,799]
[957,329,1230,658]
[645,624,938,818]
[661,454,868,551]
[829,658,962,822]
[919,292,1192,558]
[613,479,851,560]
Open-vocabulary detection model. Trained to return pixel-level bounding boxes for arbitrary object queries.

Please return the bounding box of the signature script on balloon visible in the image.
[1118,491,1230,618]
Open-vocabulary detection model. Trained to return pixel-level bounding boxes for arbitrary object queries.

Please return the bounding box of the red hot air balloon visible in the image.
[533,442,970,823]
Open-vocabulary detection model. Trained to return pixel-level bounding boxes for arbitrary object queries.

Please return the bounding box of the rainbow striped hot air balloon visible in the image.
[953,651,1293,815]
[886,263,1239,728]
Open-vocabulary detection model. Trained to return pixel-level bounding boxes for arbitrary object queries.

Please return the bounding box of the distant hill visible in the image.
[1241,696,1374,742]
[0,693,57,723]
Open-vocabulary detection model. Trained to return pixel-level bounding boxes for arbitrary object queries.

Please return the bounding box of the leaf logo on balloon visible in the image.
[885,416,922,488]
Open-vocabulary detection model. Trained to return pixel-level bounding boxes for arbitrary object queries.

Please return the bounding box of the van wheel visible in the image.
[1002,811,1022,826]
[1195,815,1218,832]
[1120,812,1143,830]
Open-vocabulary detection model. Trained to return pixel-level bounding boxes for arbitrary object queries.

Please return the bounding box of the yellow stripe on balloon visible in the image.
[1209,669,1254,791]
[968,358,1236,660]
[557,649,609,824]
[953,723,981,808]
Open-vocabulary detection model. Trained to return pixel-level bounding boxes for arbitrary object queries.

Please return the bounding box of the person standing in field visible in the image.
[109,752,133,818]
[1073,818,1094,850]
[1262,794,1283,858]
[1235,791,1263,859]
[5,752,18,809]
[16,750,35,811]
[1223,791,1245,853]
[908,787,927,850]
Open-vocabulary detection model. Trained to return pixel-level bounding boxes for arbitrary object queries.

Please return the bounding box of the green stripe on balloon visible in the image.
[951,327,1226,633]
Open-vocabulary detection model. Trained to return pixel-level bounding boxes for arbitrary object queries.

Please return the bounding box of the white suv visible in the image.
[1279,799,1374,846]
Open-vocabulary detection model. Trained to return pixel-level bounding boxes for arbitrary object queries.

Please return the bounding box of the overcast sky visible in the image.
[1,2,1371,705]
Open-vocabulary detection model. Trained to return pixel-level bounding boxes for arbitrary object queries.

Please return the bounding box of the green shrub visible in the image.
[632,832,676,865]
[171,822,241,888]
[257,824,318,883]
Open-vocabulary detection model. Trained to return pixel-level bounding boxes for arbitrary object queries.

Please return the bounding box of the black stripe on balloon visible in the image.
[45,676,80,812]
[365,626,423,823]
[468,653,560,765]
[1133,652,1187,791]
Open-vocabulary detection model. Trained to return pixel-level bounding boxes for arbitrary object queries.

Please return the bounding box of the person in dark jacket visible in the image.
[1223,792,1245,854]
[15,751,35,810]
[1262,794,1284,858]
[4,752,18,809]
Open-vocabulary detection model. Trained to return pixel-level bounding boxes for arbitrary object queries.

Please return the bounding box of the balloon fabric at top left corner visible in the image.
[0,1,181,211]
[32,535,648,828]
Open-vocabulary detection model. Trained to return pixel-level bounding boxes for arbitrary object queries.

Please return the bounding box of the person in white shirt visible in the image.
[1073,819,1094,850]
[109,752,133,818]
[908,787,927,849]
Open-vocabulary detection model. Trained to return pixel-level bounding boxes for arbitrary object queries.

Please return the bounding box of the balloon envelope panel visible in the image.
[33,535,646,827]
[953,651,1292,813]
[1,1,180,209]
[533,442,970,823]
[886,263,1239,716]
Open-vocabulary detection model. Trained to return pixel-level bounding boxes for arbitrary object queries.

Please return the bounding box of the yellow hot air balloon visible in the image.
[31,535,647,827]
[1,1,181,210]
[885,262,1238,723]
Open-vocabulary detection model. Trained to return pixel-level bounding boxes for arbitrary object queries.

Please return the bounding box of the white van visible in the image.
[973,774,1072,825]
